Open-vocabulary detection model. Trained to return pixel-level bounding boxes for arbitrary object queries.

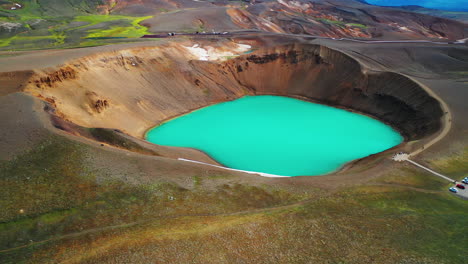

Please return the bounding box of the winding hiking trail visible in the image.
[0,198,311,254]
[404,76,453,157]
[406,159,455,182]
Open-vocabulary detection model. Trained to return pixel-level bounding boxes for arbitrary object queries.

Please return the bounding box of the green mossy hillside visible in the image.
[1,136,467,263]
[0,1,153,50]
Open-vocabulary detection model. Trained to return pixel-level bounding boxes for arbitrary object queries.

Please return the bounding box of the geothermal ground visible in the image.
[1,1,468,263]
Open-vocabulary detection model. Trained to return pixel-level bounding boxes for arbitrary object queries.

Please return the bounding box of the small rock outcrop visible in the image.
[85,92,110,114]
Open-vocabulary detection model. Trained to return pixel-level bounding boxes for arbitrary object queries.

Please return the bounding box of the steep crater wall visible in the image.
[225,45,444,140]
[24,43,443,143]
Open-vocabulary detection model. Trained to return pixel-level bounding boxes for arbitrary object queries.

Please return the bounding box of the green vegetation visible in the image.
[1,0,109,18]
[348,187,467,263]
[315,18,367,29]
[446,71,468,79]
[429,148,468,178]
[0,136,306,262]
[372,167,449,190]
[72,15,128,28]
[316,17,345,26]
[0,135,467,263]
[0,1,42,22]
[85,16,152,38]
[192,176,202,188]
[0,2,154,50]
[221,55,240,60]
[73,15,152,36]
[346,23,368,29]
[0,35,54,48]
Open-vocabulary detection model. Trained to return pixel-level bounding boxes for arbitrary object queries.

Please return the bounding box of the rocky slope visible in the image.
[139,0,468,40]
[1,0,467,51]
[15,40,443,148]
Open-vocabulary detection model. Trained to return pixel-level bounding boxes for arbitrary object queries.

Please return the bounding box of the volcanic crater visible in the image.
[15,39,445,172]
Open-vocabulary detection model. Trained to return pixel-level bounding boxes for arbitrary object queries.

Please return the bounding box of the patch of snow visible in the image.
[236,43,251,51]
[183,43,252,61]
[399,26,411,32]
[277,0,309,10]
[178,158,289,178]
[184,44,210,61]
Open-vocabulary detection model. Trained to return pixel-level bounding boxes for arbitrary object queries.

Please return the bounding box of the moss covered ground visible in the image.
[0,135,467,263]
[0,1,153,50]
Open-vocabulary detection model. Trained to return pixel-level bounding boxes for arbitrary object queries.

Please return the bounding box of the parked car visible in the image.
[455,184,465,189]
[462,179,468,184]
[449,187,458,193]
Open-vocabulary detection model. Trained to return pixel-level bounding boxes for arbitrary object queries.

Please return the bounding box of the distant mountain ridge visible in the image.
[1,0,467,50]
[363,0,468,12]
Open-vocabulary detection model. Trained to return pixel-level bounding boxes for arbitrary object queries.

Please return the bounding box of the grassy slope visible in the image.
[0,136,307,263]
[75,15,153,38]
[0,1,153,50]
[0,136,467,263]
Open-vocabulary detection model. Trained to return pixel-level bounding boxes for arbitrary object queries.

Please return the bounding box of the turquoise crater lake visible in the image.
[146,96,403,176]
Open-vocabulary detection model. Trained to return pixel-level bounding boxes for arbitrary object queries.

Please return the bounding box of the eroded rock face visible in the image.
[22,43,442,141]
[223,45,443,140]
[33,67,77,88]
